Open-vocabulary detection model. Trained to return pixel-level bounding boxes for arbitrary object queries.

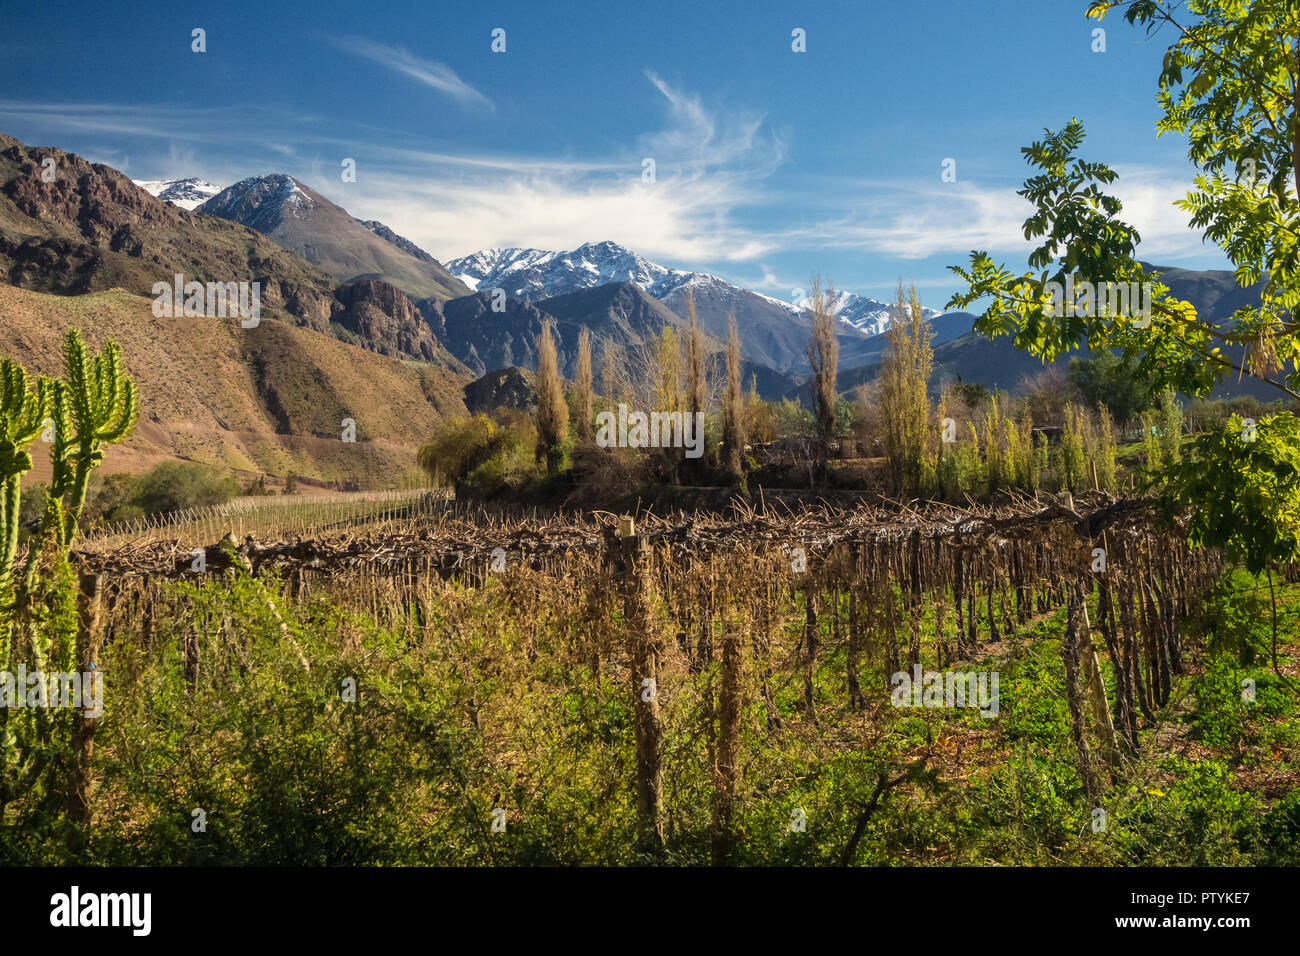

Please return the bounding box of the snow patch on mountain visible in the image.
[448,241,703,301]
[449,242,804,317]
[194,174,321,233]
[133,177,224,211]
[795,290,941,337]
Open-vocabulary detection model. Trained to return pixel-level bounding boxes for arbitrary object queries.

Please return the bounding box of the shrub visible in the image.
[128,462,239,516]
[419,413,543,499]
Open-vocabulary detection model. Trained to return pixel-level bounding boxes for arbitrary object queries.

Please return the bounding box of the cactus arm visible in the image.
[96,378,138,444]
[0,360,45,643]
[0,472,17,584]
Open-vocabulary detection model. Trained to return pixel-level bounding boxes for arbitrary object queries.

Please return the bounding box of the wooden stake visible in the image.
[66,572,104,842]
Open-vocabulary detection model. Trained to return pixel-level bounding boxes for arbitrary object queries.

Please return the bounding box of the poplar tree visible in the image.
[879,282,934,495]
[722,313,745,483]
[535,320,568,475]
[576,328,594,441]
[806,276,840,446]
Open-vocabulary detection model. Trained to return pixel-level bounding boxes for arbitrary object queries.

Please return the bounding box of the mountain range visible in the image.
[446,241,942,370]
[1,132,471,485]
[1,128,1285,487]
[130,169,961,377]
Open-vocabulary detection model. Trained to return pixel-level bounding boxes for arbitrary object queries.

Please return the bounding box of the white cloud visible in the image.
[744,266,786,290]
[784,166,1215,264]
[332,38,494,113]
[0,91,1222,277]
[787,181,1037,259]
[341,172,776,264]
[1108,164,1208,260]
[315,73,786,263]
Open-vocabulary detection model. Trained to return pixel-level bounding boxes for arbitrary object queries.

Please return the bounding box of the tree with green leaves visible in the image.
[1067,350,1156,427]
[948,0,1299,691]
[949,1,1299,404]
[1164,413,1300,689]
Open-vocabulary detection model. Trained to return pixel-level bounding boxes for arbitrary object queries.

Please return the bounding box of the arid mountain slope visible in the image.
[0,132,340,330]
[0,284,471,485]
[200,175,471,302]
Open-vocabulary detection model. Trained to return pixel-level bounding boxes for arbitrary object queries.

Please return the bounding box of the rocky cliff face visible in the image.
[437,291,563,376]
[3,143,178,242]
[334,279,451,363]
[463,366,540,414]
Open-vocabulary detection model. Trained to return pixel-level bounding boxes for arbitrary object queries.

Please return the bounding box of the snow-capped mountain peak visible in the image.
[796,289,941,337]
[447,240,753,307]
[193,174,320,233]
[133,177,224,211]
[447,240,936,337]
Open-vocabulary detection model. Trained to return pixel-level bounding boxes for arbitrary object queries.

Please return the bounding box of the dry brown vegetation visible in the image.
[880,282,935,495]
[535,319,568,471]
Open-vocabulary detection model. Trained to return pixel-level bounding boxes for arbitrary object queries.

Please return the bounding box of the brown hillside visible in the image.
[0,284,470,486]
[0,131,339,330]
[199,175,471,302]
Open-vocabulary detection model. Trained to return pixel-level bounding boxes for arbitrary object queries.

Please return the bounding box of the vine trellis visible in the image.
[75,492,1227,852]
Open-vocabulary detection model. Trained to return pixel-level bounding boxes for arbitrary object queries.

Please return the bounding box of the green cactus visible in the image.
[54,330,138,542]
[1,331,136,835]
[19,330,138,612]
[0,360,48,650]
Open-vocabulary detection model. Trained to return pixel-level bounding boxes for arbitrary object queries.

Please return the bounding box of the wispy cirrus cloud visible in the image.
[330,37,493,113]
[784,180,1035,260]
[782,165,1206,263]
[305,73,785,263]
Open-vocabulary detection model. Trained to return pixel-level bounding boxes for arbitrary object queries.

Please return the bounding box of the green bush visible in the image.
[84,462,239,525]
[419,412,543,499]
[132,462,239,515]
[1190,656,1250,748]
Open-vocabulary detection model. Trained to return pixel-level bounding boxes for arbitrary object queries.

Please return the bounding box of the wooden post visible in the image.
[802,587,817,714]
[66,572,104,841]
[846,586,862,708]
[1063,579,1098,799]
[613,517,663,853]
[711,618,742,866]
[1082,598,1120,768]
[140,573,154,652]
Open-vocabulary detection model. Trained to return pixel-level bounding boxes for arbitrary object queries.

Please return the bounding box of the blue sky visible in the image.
[0,0,1228,306]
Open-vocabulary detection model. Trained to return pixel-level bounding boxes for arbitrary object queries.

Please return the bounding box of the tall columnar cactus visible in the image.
[0,360,48,644]
[21,330,138,596]
[54,331,138,542]
[3,332,136,831]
